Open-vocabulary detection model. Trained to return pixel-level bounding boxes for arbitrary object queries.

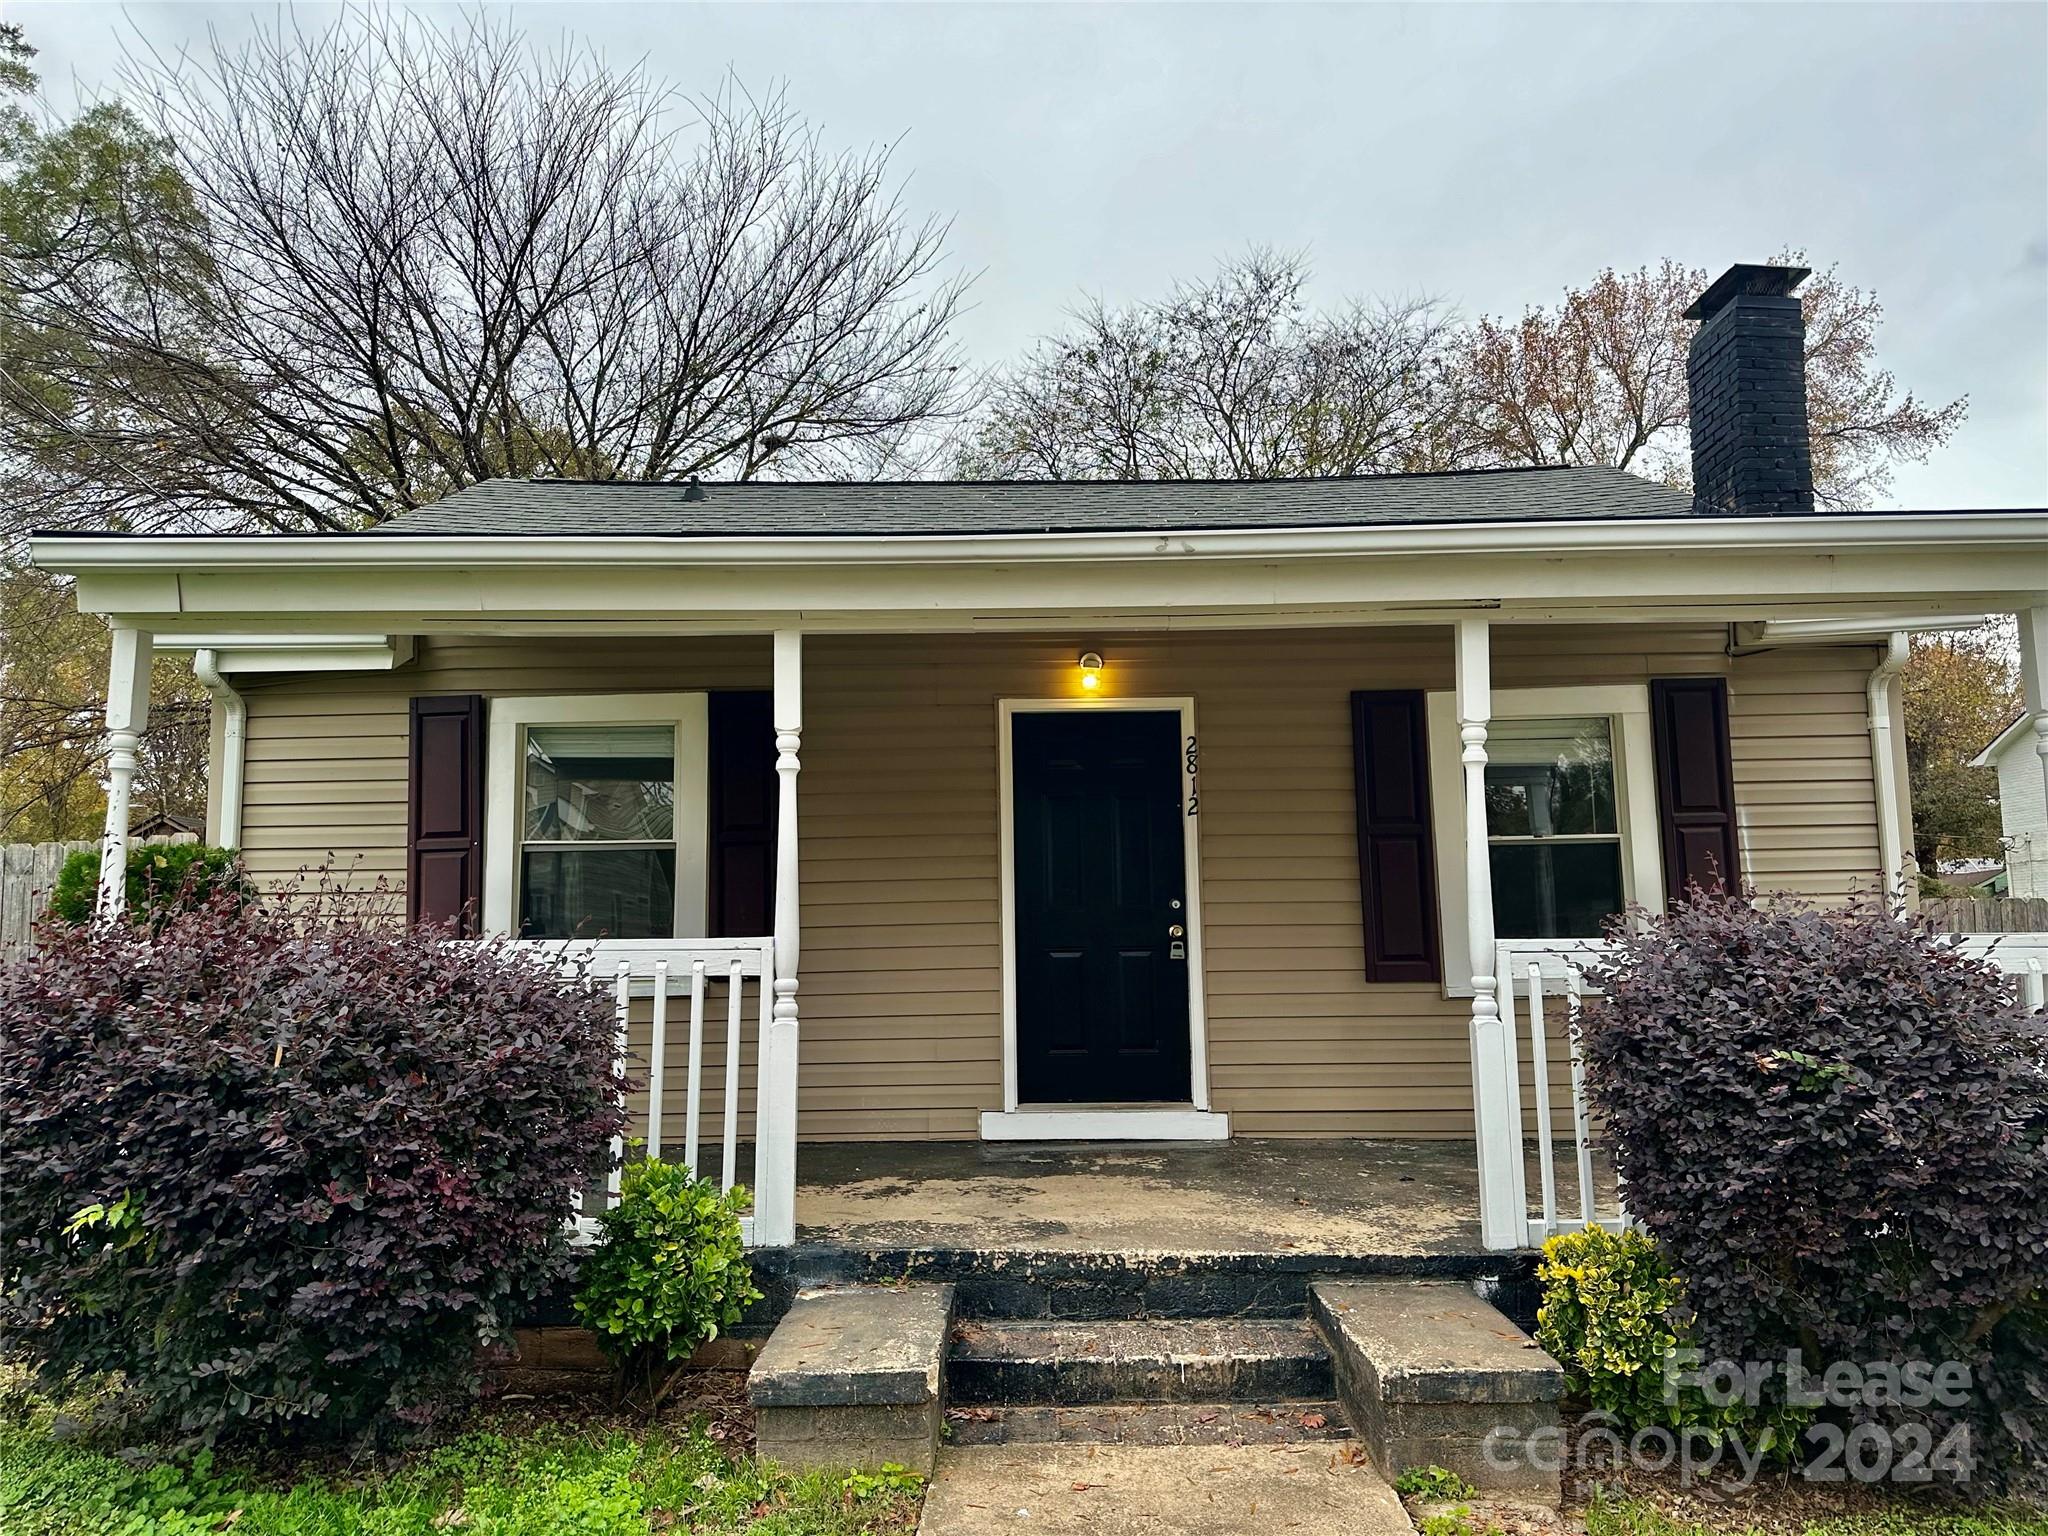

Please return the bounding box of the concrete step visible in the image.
[1310,1279,1564,1502]
[947,1317,1334,1406]
[945,1398,1353,1447]
[748,1283,955,1476]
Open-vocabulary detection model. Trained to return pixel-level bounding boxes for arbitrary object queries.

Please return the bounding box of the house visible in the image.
[1974,712,2047,898]
[30,264,2048,1261]
[127,809,203,840]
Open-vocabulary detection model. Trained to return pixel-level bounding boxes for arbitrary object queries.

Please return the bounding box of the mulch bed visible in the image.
[478,1366,756,1458]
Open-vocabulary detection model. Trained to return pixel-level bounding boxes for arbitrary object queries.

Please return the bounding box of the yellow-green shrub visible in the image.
[1537,1228,1689,1427]
[1536,1227,1807,1456]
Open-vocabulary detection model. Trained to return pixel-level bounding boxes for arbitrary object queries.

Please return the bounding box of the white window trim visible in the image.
[988,695,1224,1139]
[482,693,711,940]
[1426,684,1665,998]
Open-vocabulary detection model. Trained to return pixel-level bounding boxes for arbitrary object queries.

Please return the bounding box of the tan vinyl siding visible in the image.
[232,626,1885,1142]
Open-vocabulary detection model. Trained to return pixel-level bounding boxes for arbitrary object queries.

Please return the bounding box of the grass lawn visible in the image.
[1581,1496,2046,1536]
[0,1395,922,1536]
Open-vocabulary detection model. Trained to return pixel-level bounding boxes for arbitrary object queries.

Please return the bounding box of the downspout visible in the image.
[192,648,245,848]
[1867,632,1910,905]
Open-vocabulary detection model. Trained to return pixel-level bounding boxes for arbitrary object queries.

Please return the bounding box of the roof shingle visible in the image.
[371,465,1699,538]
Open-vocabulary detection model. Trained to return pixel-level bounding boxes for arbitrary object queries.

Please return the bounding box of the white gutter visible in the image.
[191,648,245,849]
[29,511,2048,574]
[154,634,413,673]
[1740,614,1996,645]
[1868,632,1912,904]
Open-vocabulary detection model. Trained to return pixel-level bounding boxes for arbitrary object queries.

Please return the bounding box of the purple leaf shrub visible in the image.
[1578,892,2048,1488]
[0,884,624,1445]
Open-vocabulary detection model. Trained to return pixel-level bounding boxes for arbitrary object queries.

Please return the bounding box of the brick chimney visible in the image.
[1684,263,1814,515]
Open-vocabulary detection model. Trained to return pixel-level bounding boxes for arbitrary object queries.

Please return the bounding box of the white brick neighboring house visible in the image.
[1976,712,2048,898]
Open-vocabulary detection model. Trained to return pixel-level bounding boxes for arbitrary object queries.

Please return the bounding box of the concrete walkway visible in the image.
[915,1443,1411,1535]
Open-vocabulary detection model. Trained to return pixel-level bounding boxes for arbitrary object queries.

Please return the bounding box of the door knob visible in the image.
[1167,923,1185,938]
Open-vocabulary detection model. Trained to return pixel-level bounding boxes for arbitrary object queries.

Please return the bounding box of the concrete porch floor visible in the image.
[791,1139,1489,1258]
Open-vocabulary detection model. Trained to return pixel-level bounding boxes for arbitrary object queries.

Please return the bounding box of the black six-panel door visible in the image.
[1012,709,1190,1104]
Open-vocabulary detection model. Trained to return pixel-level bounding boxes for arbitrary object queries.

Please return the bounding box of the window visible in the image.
[1484,716,1625,939]
[483,694,709,939]
[1426,685,1665,994]
[520,725,678,938]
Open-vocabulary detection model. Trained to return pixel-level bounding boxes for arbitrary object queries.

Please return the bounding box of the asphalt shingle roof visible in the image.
[370,465,1700,538]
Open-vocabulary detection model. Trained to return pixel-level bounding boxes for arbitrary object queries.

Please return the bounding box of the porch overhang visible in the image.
[30,508,2048,634]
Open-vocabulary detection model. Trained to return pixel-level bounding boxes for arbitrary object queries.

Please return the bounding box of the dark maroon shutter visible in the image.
[407,695,485,932]
[708,691,776,938]
[1351,691,1442,983]
[1649,678,1741,902]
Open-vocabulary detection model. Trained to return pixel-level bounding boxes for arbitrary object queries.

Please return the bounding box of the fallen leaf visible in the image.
[1072,1482,1107,1492]
[1298,1411,1327,1430]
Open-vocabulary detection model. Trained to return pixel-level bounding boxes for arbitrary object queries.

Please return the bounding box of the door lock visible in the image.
[1167,923,1185,938]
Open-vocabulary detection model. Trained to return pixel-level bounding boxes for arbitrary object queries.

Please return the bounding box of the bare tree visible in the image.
[2,11,968,536]
[960,251,1468,480]
[1456,260,1698,484]
[1454,255,1967,508]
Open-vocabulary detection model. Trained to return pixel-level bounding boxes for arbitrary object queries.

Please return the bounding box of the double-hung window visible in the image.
[1426,685,1665,991]
[483,694,709,939]
[1484,716,1625,939]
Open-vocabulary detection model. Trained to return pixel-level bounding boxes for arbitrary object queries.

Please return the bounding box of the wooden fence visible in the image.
[0,835,196,959]
[1922,896,2048,935]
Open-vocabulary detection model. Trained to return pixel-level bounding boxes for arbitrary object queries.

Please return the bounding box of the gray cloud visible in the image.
[18,0,2046,508]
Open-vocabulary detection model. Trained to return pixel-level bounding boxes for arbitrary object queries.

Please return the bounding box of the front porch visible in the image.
[792,1137,1497,1258]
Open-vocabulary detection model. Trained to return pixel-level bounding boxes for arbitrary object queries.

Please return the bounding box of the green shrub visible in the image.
[46,842,250,927]
[1536,1227,1807,1457]
[575,1158,762,1413]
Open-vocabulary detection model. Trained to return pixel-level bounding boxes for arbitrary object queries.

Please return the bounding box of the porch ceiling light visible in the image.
[1078,651,1105,691]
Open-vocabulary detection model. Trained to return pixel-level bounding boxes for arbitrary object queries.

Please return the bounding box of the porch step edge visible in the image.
[765,1245,1521,1326]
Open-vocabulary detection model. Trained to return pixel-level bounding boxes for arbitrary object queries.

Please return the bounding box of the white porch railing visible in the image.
[530,937,784,1248]
[1497,932,2048,1250]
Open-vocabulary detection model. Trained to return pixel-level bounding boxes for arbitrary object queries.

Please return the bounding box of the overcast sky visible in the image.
[18,1,2048,510]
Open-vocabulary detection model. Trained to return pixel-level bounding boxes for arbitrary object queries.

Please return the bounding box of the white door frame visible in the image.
[986,695,1224,1140]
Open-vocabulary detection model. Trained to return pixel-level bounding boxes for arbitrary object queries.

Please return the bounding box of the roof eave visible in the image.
[31,509,2048,575]
[1971,713,2038,768]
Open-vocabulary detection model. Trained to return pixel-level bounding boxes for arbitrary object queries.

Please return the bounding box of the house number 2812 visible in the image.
[1184,734,1200,817]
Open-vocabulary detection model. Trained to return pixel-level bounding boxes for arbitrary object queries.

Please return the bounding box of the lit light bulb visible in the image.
[1078,651,1105,691]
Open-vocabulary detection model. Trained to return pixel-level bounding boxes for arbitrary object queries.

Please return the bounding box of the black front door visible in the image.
[1013,709,1191,1104]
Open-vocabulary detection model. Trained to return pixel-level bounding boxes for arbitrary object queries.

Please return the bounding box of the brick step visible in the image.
[946,1317,1335,1406]
[945,1398,1354,1447]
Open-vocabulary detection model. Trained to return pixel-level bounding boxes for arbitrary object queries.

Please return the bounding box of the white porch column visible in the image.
[95,625,153,921]
[2021,608,2048,811]
[754,629,803,1247]
[1458,619,1524,1250]
[1866,633,1911,904]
